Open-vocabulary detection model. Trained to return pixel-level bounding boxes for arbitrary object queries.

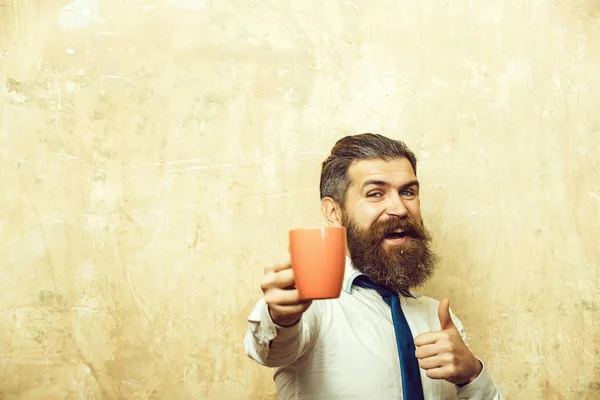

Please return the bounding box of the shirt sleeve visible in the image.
[455,359,505,400]
[243,298,322,368]
[450,310,506,400]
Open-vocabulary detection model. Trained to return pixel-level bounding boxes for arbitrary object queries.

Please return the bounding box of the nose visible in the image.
[386,192,408,218]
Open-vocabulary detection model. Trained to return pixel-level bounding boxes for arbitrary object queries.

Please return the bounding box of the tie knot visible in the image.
[352,275,395,300]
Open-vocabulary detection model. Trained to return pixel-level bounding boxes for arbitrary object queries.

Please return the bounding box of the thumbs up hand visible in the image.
[413,298,483,386]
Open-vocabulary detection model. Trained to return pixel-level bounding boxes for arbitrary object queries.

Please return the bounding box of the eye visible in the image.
[367,191,383,198]
[401,190,416,198]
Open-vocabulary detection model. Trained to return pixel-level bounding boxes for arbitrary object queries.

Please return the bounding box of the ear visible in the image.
[321,197,343,226]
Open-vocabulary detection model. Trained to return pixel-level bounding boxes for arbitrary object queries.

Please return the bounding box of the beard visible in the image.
[344,214,438,298]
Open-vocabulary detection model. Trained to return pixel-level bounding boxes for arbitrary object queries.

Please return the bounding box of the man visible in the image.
[243,133,504,399]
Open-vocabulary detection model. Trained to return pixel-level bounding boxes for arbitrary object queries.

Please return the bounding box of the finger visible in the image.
[414,331,444,347]
[262,269,295,290]
[417,355,444,370]
[415,343,441,360]
[265,288,308,306]
[438,298,455,330]
[264,262,292,275]
[425,365,457,380]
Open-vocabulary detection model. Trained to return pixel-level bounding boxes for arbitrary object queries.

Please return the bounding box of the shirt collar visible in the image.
[342,256,365,294]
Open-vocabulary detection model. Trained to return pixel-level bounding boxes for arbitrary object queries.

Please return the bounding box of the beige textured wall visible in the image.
[1,0,599,399]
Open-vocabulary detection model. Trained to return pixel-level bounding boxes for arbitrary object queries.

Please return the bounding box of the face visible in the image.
[335,157,437,295]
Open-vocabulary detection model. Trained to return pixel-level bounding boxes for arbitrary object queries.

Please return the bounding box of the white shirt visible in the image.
[243,257,505,399]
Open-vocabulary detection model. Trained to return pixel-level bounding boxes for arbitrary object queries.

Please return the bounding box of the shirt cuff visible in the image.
[455,358,497,399]
[248,299,302,345]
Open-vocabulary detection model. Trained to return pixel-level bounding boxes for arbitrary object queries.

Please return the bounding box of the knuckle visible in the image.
[447,365,457,376]
[287,268,296,280]
[279,268,292,281]
[263,290,278,306]
[288,290,301,303]
[440,339,453,352]
[261,272,276,288]
[259,282,269,293]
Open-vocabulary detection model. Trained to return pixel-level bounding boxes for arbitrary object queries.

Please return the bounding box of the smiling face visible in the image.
[322,157,438,296]
[345,157,423,248]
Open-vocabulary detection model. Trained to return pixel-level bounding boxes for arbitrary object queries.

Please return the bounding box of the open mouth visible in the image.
[383,231,408,241]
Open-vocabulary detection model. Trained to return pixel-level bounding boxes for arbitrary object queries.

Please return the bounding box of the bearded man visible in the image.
[243,133,504,399]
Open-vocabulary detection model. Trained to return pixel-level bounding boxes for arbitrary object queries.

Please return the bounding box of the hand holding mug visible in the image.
[261,260,312,327]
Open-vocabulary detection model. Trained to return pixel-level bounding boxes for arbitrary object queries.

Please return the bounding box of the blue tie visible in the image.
[354,276,424,400]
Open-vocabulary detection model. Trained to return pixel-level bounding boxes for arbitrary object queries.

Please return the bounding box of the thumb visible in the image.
[438,298,455,330]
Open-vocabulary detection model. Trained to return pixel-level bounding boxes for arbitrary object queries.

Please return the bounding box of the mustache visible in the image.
[370,216,429,241]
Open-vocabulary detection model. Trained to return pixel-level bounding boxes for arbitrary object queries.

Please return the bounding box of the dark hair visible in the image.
[319,133,418,205]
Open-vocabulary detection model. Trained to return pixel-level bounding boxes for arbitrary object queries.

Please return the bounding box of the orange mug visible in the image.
[289,226,347,300]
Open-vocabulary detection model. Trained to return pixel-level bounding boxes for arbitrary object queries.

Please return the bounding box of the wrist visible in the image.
[275,318,300,328]
[269,308,301,327]
[457,357,483,387]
